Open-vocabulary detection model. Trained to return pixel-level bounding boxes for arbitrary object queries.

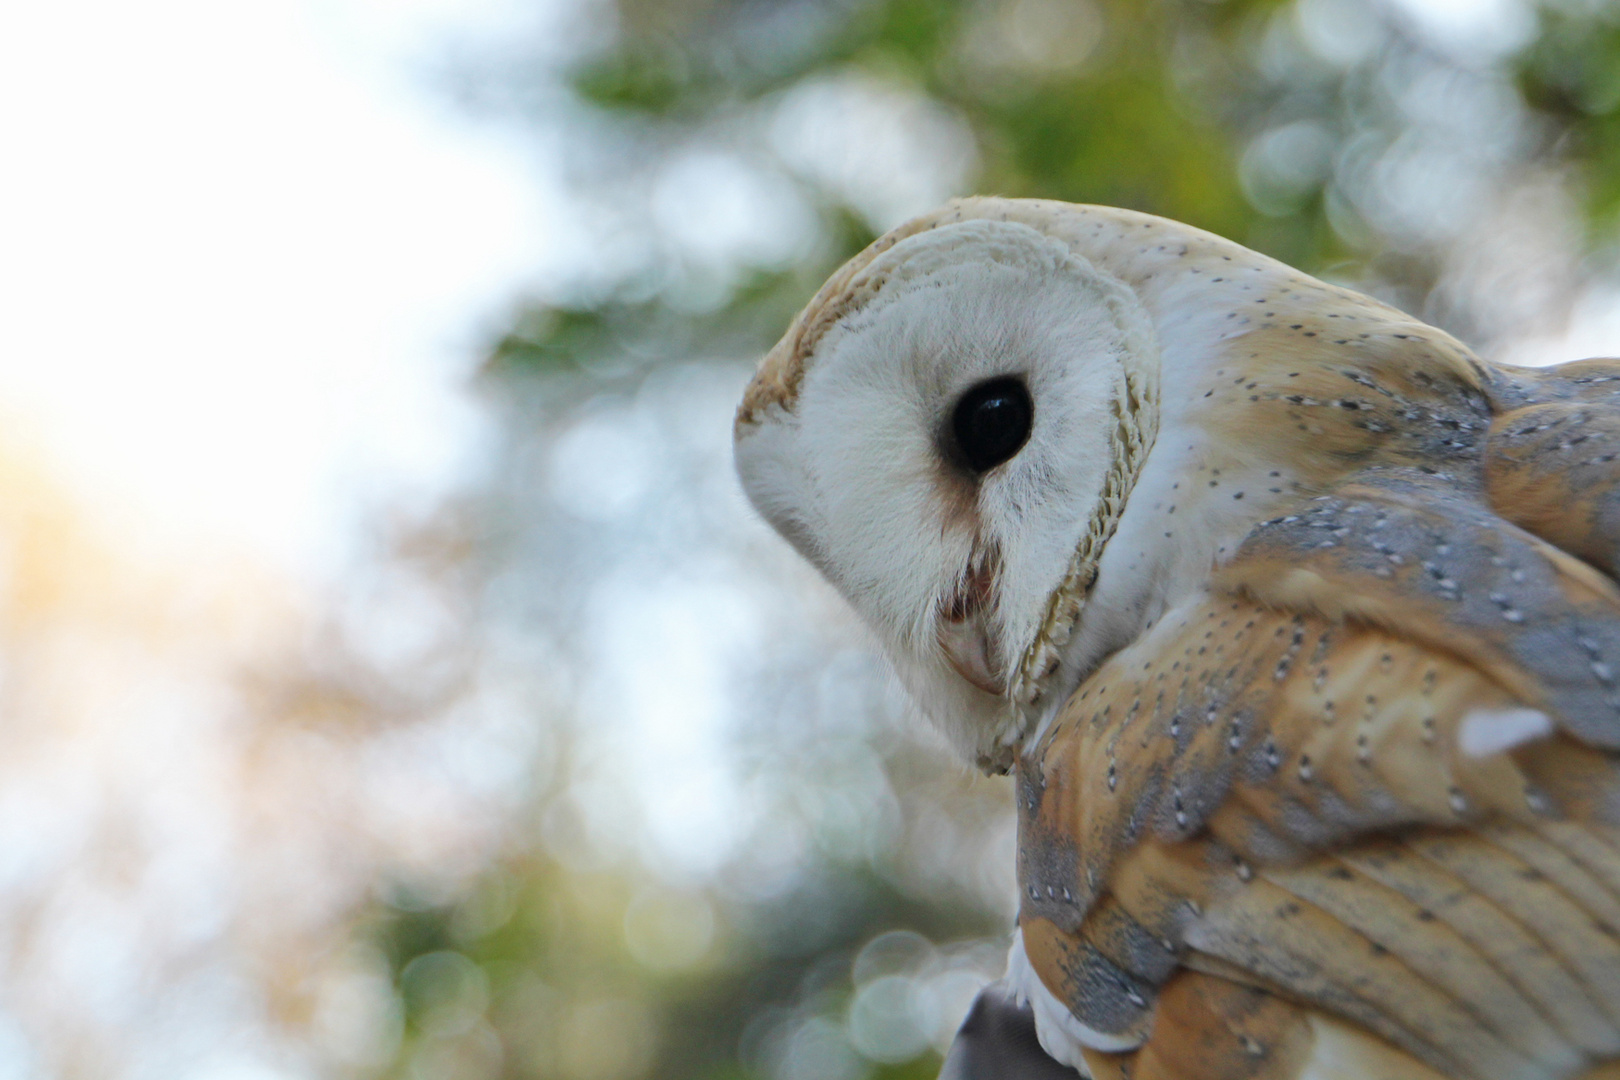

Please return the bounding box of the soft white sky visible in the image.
[0,0,548,578]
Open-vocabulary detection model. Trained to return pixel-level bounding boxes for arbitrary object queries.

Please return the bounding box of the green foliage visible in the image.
[486,262,847,381]
[514,0,1371,377]
[367,852,1005,1079]
[575,45,697,114]
[1517,4,1620,230]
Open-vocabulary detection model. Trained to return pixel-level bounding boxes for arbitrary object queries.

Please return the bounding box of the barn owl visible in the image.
[733,197,1620,1080]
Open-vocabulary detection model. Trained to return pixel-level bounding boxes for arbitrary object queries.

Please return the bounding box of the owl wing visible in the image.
[1015,463,1620,1080]
[1485,358,1620,580]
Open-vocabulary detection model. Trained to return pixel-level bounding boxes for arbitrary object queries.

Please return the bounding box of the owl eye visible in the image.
[951,376,1033,473]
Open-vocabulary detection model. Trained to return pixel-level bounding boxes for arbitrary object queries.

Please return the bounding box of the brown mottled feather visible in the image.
[1080,973,1318,1080]
[1485,360,1620,578]
[1019,448,1620,1078]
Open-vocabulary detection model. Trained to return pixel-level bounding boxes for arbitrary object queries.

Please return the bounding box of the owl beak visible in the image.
[936,567,1007,697]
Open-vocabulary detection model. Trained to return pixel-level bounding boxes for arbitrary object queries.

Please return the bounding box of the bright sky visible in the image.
[0,0,547,578]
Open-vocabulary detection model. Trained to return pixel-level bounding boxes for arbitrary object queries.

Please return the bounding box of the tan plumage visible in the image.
[734,197,1620,1079]
[1020,498,1620,1078]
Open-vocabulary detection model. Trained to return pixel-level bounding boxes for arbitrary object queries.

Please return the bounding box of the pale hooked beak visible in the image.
[935,565,1006,696]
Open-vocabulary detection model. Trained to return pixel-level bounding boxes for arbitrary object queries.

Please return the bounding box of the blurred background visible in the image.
[2,0,1620,1077]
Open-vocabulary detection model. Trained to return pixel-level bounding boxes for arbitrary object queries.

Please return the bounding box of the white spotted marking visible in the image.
[1458,707,1553,758]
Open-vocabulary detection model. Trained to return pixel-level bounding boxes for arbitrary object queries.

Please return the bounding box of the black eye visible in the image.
[951,376,1033,473]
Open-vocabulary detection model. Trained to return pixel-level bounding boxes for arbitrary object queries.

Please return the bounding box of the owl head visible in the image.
[732,197,1429,770]
[733,201,1178,770]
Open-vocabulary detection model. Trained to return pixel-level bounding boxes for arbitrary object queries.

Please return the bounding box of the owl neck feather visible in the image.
[980,362,1157,771]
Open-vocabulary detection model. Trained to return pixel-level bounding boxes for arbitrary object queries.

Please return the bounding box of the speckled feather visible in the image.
[1017,396,1620,1075]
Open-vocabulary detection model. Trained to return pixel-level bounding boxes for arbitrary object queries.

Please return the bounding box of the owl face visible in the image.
[734,219,1160,766]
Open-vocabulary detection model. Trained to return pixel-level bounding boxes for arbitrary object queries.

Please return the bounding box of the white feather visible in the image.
[734,210,1311,761]
[737,219,1157,758]
[1457,707,1553,757]
[1005,928,1139,1072]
